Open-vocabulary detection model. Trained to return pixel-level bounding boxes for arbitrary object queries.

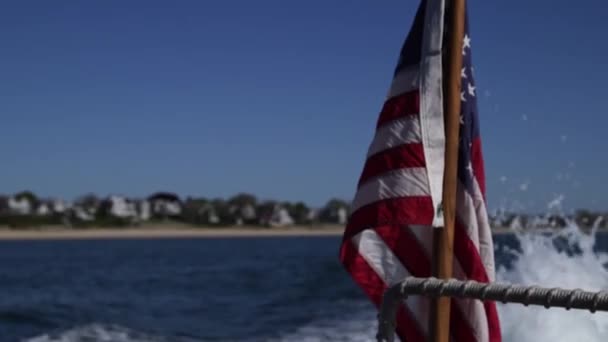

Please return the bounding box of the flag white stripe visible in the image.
[471,177,496,282]
[353,229,430,338]
[352,168,430,212]
[457,182,480,249]
[457,177,497,281]
[387,65,420,99]
[367,116,421,158]
[452,255,490,342]
[419,0,447,227]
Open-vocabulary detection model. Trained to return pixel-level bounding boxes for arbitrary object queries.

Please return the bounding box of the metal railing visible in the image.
[376,277,608,342]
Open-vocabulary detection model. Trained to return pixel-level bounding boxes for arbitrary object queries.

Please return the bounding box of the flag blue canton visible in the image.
[458,16,482,196]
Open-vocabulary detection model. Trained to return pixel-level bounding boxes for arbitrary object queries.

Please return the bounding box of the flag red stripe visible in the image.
[454,219,490,282]
[483,299,502,342]
[375,225,431,278]
[339,239,427,341]
[343,197,434,241]
[450,302,479,342]
[376,90,420,129]
[454,219,502,342]
[357,144,426,188]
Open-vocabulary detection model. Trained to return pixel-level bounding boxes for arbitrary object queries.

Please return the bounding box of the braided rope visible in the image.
[376,277,608,342]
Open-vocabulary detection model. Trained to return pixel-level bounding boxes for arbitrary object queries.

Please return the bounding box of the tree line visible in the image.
[0,191,351,229]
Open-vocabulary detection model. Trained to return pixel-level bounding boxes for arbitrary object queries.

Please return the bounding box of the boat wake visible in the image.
[496,223,608,341]
[22,323,195,342]
[22,226,608,342]
[272,300,377,342]
[276,224,608,342]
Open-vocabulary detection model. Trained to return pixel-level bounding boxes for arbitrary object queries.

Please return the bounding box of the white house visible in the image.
[148,193,182,217]
[51,199,69,213]
[268,204,294,227]
[36,202,51,216]
[8,196,32,215]
[137,200,151,221]
[337,207,348,225]
[74,207,94,221]
[108,195,138,219]
[508,216,523,230]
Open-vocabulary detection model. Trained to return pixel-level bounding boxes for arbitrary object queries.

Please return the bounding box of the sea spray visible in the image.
[496,220,608,341]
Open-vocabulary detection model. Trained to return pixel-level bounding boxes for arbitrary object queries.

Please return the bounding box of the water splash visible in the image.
[497,220,608,341]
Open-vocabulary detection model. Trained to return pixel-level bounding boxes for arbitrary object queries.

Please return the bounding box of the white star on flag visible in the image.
[462,34,471,55]
[468,83,476,97]
[466,162,474,176]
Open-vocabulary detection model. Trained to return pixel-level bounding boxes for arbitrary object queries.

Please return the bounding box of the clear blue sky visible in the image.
[1,0,607,212]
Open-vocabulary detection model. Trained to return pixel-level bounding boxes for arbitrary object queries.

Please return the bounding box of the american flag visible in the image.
[339,1,501,341]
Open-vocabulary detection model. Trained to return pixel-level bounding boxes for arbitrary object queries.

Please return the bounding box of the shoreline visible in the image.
[0,225,345,240]
[0,225,600,241]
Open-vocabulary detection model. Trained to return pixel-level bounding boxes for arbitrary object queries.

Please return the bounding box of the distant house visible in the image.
[306,208,319,223]
[148,192,182,218]
[529,215,550,228]
[35,201,52,216]
[8,196,32,215]
[181,198,221,225]
[200,203,220,225]
[33,198,68,217]
[548,215,567,228]
[337,207,348,225]
[259,203,294,227]
[106,195,138,219]
[269,206,294,227]
[229,203,257,225]
[74,194,100,217]
[50,198,69,214]
[73,207,94,221]
[507,215,524,230]
[136,200,151,221]
[319,200,350,224]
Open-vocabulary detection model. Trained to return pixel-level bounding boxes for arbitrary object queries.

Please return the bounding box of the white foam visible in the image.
[24,226,608,342]
[274,301,377,342]
[23,323,190,342]
[496,223,608,341]
[277,226,608,342]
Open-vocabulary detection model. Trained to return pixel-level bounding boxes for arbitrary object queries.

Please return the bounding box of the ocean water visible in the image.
[1,230,608,342]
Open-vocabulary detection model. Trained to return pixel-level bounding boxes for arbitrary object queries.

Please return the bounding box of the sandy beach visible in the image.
[0,224,526,240]
[0,225,346,240]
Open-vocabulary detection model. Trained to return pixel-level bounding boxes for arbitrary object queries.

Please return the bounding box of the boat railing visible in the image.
[376,276,608,342]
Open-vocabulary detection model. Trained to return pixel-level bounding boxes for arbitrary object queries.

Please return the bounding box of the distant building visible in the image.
[50,198,69,214]
[268,205,294,227]
[148,192,182,218]
[229,203,257,225]
[35,202,51,216]
[107,195,138,218]
[136,200,151,221]
[73,207,94,221]
[319,200,350,224]
[8,196,32,215]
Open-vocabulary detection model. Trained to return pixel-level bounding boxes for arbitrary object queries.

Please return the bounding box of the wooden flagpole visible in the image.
[431,0,466,341]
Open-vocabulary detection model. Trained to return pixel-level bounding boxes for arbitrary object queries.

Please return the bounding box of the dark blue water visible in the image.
[1,233,607,341]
